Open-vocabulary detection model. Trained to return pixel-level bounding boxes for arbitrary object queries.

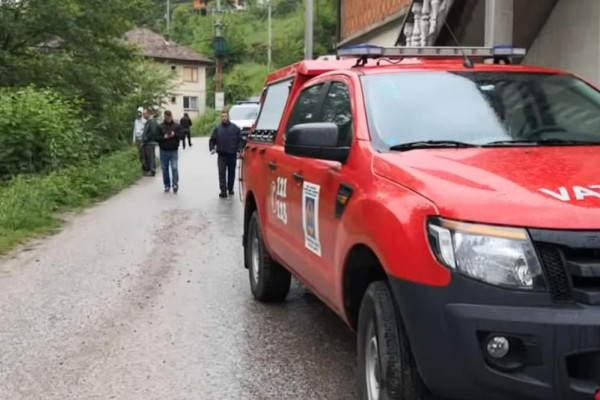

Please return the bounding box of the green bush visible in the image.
[0,86,94,178]
[0,147,140,254]
[192,109,221,137]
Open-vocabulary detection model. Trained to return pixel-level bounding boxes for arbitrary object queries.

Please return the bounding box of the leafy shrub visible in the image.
[0,86,94,178]
[192,109,221,137]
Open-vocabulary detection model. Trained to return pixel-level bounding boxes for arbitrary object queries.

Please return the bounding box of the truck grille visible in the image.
[530,229,600,305]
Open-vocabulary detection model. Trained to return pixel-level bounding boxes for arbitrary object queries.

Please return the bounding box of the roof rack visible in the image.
[337,45,527,66]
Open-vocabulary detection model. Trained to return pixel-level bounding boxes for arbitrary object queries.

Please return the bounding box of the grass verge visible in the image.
[0,147,141,255]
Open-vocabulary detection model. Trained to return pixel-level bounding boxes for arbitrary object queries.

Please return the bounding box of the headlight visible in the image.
[427,218,545,290]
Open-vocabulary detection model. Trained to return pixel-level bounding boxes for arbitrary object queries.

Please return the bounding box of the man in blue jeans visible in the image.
[157,110,183,193]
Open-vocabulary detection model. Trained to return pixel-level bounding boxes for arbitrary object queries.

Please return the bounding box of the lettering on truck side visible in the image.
[539,185,600,201]
[271,176,288,224]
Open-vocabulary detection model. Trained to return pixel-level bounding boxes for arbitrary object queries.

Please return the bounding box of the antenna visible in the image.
[443,18,473,69]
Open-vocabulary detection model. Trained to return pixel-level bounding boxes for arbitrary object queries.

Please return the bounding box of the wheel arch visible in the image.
[342,243,387,330]
[243,191,258,269]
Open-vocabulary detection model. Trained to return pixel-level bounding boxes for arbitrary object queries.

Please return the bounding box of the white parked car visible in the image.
[229,102,259,140]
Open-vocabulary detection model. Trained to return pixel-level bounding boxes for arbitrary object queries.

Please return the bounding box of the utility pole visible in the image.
[166,0,171,35]
[214,0,226,110]
[484,0,513,47]
[267,0,272,69]
[304,0,313,60]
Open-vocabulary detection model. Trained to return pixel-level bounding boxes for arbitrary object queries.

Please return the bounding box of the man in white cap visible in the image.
[132,106,147,173]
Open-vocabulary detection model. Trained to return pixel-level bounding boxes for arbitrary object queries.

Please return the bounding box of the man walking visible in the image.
[209,108,241,198]
[142,108,159,176]
[132,106,147,173]
[158,110,183,193]
[180,112,193,149]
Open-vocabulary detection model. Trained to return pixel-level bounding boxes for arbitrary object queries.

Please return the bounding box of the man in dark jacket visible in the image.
[142,108,159,176]
[158,110,183,193]
[209,108,241,198]
[180,113,193,149]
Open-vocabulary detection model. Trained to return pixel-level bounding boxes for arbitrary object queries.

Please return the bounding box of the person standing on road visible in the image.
[158,110,183,193]
[142,108,159,177]
[209,108,241,198]
[180,113,193,149]
[132,106,147,173]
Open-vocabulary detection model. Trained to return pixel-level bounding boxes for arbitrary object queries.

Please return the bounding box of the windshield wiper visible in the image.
[389,140,478,152]
[485,138,600,146]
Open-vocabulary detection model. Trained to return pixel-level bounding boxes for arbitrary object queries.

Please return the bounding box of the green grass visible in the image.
[192,109,221,137]
[0,147,142,254]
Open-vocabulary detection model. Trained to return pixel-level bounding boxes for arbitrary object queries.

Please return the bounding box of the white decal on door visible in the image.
[302,181,321,257]
[271,177,288,224]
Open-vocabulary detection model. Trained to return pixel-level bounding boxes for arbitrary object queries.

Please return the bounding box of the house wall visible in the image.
[340,0,411,43]
[161,63,208,121]
[524,0,600,84]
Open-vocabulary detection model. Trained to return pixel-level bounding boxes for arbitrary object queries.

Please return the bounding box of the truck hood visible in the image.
[373,146,600,229]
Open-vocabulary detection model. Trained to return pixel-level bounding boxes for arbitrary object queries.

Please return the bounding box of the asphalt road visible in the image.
[0,138,358,400]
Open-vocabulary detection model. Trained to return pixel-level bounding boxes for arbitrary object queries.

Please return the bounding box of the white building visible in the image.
[125,28,213,119]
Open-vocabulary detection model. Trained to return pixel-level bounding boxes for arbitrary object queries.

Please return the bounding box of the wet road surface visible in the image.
[0,138,358,399]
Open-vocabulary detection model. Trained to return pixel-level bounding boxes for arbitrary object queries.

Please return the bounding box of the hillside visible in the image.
[170,0,337,106]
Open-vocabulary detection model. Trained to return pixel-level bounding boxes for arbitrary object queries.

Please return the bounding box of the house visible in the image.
[338,0,600,85]
[125,28,213,119]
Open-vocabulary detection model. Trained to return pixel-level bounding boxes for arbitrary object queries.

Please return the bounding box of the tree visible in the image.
[0,0,173,146]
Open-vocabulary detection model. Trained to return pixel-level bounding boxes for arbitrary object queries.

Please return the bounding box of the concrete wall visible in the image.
[161,63,208,121]
[524,0,600,84]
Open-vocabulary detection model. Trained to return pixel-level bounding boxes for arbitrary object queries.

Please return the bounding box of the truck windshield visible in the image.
[361,71,600,148]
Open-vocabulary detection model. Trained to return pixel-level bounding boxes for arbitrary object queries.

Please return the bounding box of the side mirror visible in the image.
[284,122,350,163]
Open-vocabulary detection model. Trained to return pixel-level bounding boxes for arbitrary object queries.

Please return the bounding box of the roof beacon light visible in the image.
[337,45,527,60]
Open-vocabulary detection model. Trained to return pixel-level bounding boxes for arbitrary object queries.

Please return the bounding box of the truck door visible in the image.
[269,82,330,275]
[245,77,297,262]
[286,79,356,303]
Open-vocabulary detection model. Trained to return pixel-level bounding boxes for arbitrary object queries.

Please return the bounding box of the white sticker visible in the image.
[302,182,321,257]
[271,177,288,224]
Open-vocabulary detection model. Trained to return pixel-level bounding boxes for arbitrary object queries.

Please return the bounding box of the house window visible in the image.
[182,67,198,82]
[184,96,199,110]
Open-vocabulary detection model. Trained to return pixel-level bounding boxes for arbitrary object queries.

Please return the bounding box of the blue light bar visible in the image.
[336,45,527,59]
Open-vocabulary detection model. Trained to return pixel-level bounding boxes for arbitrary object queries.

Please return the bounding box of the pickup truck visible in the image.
[240,46,600,400]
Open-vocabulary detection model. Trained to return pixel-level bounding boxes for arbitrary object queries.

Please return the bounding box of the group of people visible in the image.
[133,108,193,193]
[133,106,243,198]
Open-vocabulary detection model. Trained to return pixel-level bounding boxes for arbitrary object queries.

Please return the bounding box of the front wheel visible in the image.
[357,281,438,400]
[246,211,291,302]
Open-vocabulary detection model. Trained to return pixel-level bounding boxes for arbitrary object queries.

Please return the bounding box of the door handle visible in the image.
[268,161,277,171]
[250,146,257,152]
[293,172,304,182]
[259,148,266,155]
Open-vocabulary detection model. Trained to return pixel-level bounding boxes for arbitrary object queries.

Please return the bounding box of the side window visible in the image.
[286,84,324,130]
[253,78,293,142]
[321,82,352,146]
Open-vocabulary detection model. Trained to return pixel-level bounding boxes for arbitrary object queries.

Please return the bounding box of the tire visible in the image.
[358,281,438,400]
[246,211,291,302]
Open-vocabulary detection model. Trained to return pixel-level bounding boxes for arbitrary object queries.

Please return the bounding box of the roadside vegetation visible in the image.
[0,0,172,253]
[0,0,337,252]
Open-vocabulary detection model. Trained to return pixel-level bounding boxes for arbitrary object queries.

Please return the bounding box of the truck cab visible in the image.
[240,46,600,400]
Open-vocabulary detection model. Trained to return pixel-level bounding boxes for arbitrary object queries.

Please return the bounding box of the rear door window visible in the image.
[252,78,293,141]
